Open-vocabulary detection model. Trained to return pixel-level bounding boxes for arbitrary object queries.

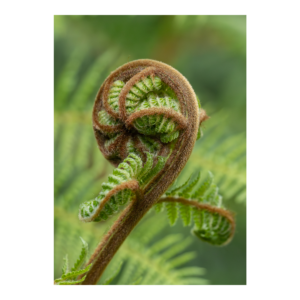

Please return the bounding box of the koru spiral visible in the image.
[78,59,203,224]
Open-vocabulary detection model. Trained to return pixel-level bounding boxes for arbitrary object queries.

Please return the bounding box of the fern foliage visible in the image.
[98,215,208,285]
[55,216,207,285]
[54,50,244,284]
[157,171,234,246]
[54,238,92,285]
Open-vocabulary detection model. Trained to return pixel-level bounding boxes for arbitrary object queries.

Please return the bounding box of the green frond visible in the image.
[138,152,153,180]
[179,203,191,226]
[159,237,194,262]
[55,210,208,285]
[165,174,192,196]
[191,171,213,199]
[154,201,164,213]
[166,202,178,226]
[55,49,83,111]
[57,275,87,285]
[54,238,92,285]
[179,171,201,197]
[149,234,183,255]
[140,155,167,186]
[159,171,234,246]
[71,237,88,272]
[111,215,208,285]
[61,254,69,276]
[167,252,197,269]
[70,49,118,110]
[60,263,92,281]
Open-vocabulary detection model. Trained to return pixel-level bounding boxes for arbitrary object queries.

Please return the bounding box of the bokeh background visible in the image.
[54,15,246,285]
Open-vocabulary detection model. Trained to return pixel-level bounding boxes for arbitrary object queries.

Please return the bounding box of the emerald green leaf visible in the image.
[71,237,88,272]
[61,263,92,280]
[62,254,69,276]
[166,175,192,196]
[166,202,178,226]
[57,275,87,285]
[191,171,213,199]
[154,202,164,213]
[179,171,201,197]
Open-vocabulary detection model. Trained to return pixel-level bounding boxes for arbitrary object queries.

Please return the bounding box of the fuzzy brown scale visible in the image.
[83,59,203,285]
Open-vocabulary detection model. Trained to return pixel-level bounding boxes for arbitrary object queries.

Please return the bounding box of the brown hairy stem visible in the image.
[82,59,199,285]
[158,197,235,245]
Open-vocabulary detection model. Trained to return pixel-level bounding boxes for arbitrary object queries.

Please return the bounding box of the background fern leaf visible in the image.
[103,262,123,285]
[71,237,88,272]
[54,22,246,283]
[61,254,68,276]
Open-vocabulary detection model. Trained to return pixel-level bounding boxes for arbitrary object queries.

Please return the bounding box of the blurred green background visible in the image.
[54,15,246,285]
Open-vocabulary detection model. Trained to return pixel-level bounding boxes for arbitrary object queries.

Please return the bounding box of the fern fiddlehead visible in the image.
[76,59,235,285]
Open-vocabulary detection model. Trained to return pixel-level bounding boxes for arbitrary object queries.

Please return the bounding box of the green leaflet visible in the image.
[159,171,234,246]
[179,203,191,226]
[140,156,167,186]
[196,127,203,140]
[166,202,178,226]
[192,213,232,246]
[107,79,125,113]
[138,152,153,179]
[191,171,213,199]
[54,238,92,285]
[61,264,92,280]
[154,202,164,213]
[165,174,192,196]
[57,275,87,285]
[98,110,120,127]
[61,254,69,276]
[179,171,201,197]
[71,237,88,272]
